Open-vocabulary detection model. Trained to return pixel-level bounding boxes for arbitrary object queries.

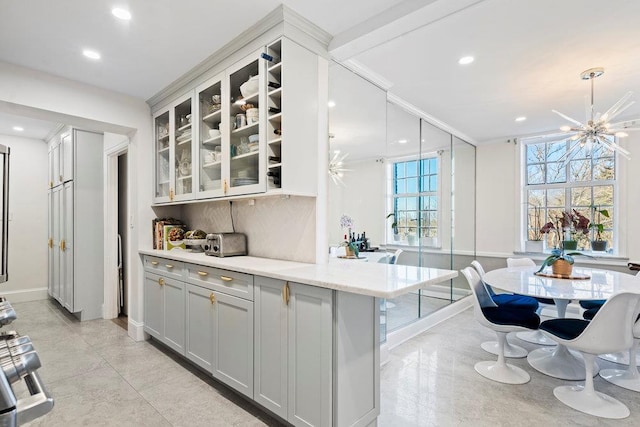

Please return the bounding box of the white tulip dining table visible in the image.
[482,265,640,380]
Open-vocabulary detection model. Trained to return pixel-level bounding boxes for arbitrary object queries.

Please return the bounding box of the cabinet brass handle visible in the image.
[158,278,165,286]
[165,264,174,269]
[209,293,215,304]
[60,240,66,251]
[223,179,228,194]
[59,175,63,182]
[49,181,53,188]
[283,282,290,305]
[220,276,233,282]
[197,271,208,277]
[169,188,175,201]
[150,261,159,266]
[48,238,53,248]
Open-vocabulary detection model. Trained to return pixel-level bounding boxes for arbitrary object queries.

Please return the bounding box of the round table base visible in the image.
[599,352,640,367]
[554,385,630,419]
[528,345,599,380]
[599,368,640,392]
[475,361,530,384]
[481,341,527,358]
[516,330,556,346]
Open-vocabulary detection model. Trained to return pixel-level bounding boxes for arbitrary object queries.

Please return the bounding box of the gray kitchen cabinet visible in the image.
[254,276,332,427]
[185,283,214,371]
[185,282,254,398]
[143,271,186,355]
[211,291,254,398]
[47,128,104,320]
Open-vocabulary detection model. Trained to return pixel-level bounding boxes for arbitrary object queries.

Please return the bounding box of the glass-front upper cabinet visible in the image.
[153,92,196,203]
[225,49,266,196]
[195,73,225,198]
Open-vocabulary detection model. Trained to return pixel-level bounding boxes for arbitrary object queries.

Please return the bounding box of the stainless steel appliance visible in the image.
[0,144,54,425]
[204,233,247,257]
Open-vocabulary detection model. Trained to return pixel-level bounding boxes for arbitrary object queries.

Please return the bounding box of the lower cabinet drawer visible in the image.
[144,256,185,280]
[186,264,254,301]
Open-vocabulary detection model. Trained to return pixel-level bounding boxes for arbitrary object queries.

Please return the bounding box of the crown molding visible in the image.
[146,5,332,110]
[387,92,477,146]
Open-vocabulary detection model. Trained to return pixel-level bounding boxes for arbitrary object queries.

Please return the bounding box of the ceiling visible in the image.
[0,112,60,140]
[1,0,639,143]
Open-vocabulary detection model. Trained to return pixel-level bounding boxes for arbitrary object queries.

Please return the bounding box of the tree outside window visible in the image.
[524,138,615,251]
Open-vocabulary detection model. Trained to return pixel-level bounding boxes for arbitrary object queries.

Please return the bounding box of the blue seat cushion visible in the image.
[579,300,605,310]
[583,307,599,320]
[540,318,589,340]
[492,294,539,312]
[481,307,540,330]
[534,297,555,305]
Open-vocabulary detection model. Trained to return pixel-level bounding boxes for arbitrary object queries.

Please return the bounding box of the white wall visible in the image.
[0,61,152,340]
[0,134,48,301]
[476,135,639,264]
[328,159,386,246]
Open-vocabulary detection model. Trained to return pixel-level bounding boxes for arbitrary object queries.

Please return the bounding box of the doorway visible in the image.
[116,152,128,322]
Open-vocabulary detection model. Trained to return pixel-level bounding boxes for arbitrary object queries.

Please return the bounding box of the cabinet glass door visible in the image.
[197,77,224,197]
[266,40,282,190]
[226,51,266,195]
[173,96,194,200]
[154,111,171,201]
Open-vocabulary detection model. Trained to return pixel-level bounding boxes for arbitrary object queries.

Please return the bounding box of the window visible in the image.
[524,138,616,251]
[391,157,439,244]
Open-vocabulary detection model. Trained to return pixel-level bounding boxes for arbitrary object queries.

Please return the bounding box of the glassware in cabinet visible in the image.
[226,50,266,195]
[154,110,171,201]
[196,76,224,197]
[173,96,195,200]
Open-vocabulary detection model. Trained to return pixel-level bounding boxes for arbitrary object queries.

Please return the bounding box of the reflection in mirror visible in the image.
[328,62,475,340]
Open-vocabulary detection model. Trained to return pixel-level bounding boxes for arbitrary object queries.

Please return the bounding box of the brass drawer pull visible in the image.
[150,261,159,266]
[60,240,66,251]
[197,271,208,277]
[220,276,233,282]
[209,293,216,304]
[165,264,174,269]
[48,238,53,248]
[158,278,165,286]
[282,282,290,305]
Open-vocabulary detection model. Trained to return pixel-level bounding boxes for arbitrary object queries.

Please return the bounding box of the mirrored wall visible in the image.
[328,62,476,341]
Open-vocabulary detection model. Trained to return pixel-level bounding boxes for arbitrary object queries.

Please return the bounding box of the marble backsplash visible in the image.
[179,196,316,263]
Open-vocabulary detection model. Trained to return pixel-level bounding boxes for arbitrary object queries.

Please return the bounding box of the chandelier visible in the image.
[328,150,350,185]
[553,67,638,162]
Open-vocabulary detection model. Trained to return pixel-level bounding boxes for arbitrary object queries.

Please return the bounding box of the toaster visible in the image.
[204,233,247,257]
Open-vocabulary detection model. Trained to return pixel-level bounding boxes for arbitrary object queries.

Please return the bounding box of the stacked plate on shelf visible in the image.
[232,178,258,186]
[177,131,192,142]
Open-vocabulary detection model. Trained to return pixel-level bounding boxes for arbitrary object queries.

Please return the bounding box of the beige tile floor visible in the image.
[9,299,640,426]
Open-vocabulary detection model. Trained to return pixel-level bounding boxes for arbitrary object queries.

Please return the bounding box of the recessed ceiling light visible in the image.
[111,7,132,20]
[398,139,408,144]
[328,100,336,108]
[515,116,527,122]
[458,56,474,65]
[82,49,101,60]
[12,126,24,132]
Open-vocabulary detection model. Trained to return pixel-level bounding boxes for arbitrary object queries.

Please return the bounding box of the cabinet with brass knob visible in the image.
[143,271,186,355]
[254,276,332,424]
[185,281,254,398]
[47,128,104,321]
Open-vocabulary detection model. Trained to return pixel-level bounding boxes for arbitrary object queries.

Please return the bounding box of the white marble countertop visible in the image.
[139,249,458,299]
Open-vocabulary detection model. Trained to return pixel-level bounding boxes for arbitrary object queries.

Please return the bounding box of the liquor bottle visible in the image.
[267,170,280,186]
[268,81,281,89]
[268,107,281,114]
[268,156,281,163]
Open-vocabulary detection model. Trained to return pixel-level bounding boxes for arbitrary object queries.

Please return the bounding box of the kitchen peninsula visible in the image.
[139,249,457,426]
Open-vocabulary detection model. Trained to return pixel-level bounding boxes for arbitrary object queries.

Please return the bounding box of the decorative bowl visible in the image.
[240,76,259,97]
[248,133,259,143]
[208,129,221,138]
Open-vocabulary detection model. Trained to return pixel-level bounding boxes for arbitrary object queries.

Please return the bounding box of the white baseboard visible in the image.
[0,287,48,303]
[128,318,147,342]
[383,296,473,353]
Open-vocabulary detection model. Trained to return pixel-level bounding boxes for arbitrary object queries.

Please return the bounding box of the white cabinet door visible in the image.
[143,272,165,339]
[61,182,74,311]
[162,276,186,355]
[212,291,254,398]
[186,284,215,371]
[48,189,59,300]
[254,276,288,419]
[60,132,73,183]
[50,140,61,187]
[288,282,332,427]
